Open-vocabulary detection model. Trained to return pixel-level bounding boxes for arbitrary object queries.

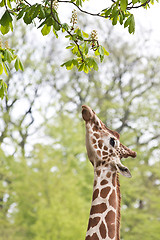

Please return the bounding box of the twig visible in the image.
[23,0,32,7]
[58,0,105,18]
[127,0,150,9]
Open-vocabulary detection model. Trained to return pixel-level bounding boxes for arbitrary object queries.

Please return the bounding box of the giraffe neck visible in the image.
[85,168,121,240]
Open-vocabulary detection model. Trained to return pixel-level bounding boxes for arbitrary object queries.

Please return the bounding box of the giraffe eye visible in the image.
[110,137,115,147]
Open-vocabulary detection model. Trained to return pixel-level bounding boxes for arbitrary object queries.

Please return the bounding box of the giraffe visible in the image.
[82,105,136,240]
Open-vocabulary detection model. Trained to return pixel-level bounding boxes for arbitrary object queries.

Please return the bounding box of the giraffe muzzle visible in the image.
[82,105,94,121]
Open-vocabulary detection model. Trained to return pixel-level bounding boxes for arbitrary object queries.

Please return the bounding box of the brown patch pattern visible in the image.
[100,179,108,185]
[98,140,103,149]
[90,203,107,215]
[109,189,116,209]
[93,126,98,132]
[96,170,101,176]
[102,151,108,156]
[93,189,99,201]
[94,180,97,187]
[85,233,99,240]
[100,187,111,198]
[87,217,100,231]
[105,210,116,239]
[93,133,100,139]
[96,161,101,167]
[97,150,101,157]
[102,156,108,160]
[112,173,116,187]
[92,138,96,144]
[106,172,111,178]
[99,221,106,239]
[104,146,108,151]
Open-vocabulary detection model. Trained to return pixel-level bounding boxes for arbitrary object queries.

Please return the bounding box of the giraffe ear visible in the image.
[116,163,132,178]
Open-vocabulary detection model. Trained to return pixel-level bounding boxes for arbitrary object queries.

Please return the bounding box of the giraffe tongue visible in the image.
[116,163,132,178]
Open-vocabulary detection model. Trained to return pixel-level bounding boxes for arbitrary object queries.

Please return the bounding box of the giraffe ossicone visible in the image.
[82,105,136,240]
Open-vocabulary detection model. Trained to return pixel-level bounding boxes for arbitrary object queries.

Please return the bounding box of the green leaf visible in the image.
[23,11,32,24]
[111,6,118,17]
[31,4,41,19]
[72,59,78,67]
[91,58,98,71]
[124,15,132,28]
[39,6,45,19]
[120,0,128,11]
[7,0,12,9]
[2,62,9,75]
[0,25,10,35]
[112,11,119,25]
[0,10,13,26]
[53,28,58,38]
[0,79,8,99]
[66,44,74,49]
[18,58,24,71]
[81,42,88,55]
[62,23,69,32]
[119,12,124,25]
[104,8,112,17]
[0,63,3,75]
[4,49,14,63]
[78,63,85,72]
[82,31,89,38]
[41,24,51,35]
[15,58,19,71]
[0,10,13,34]
[14,58,24,71]
[61,60,74,70]
[98,46,104,55]
[132,0,139,3]
[84,64,89,74]
[72,45,78,55]
[98,45,104,62]
[75,28,83,41]
[17,6,29,20]
[0,0,5,7]
[129,14,135,33]
[103,47,109,56]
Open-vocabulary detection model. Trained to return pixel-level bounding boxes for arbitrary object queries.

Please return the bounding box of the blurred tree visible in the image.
[0,22,62,239]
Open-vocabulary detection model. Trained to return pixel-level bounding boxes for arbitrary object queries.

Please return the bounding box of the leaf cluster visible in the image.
[0,45,23,99]
[101,0,136,34]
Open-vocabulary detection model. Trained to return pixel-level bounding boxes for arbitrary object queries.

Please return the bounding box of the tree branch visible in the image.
[58,0,104,18]
[127,0,150,9]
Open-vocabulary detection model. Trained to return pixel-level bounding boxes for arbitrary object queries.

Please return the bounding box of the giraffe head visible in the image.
[82,105,136,178]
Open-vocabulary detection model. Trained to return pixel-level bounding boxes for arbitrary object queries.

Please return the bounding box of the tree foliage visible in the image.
[0,0,159,98]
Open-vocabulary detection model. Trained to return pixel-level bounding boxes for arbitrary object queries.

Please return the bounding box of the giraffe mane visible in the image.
[116,173,121,240]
